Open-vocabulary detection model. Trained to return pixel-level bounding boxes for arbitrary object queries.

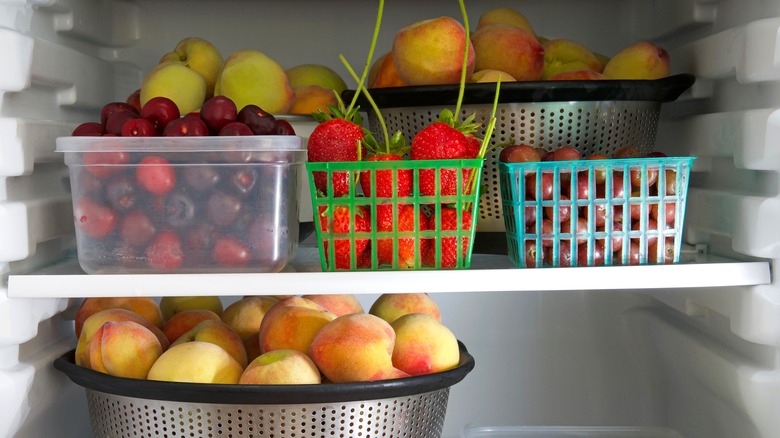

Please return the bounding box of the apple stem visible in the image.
[344,0,384,117]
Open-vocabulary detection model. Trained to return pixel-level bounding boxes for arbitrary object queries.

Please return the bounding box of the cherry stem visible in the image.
[344,0,384,117]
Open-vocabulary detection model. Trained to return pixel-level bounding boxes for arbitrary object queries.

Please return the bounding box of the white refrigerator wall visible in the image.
[1,1,779,437]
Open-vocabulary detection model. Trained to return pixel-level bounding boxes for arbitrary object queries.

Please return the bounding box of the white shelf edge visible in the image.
[7,252,771,298]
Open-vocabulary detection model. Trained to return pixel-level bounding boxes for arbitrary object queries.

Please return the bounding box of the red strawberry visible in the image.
[318,204,371,270]
[308,103,366,197]
[375,204,429,268]
[360,153,412,198]
[423,206,473,268]
[411,110,481,196]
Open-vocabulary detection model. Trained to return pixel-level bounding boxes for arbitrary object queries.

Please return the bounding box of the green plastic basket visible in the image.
[499,156,694,268]
[306,158,483,271]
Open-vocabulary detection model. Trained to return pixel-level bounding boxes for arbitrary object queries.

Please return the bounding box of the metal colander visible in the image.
[55,343,474,438]
[349,74,695,231]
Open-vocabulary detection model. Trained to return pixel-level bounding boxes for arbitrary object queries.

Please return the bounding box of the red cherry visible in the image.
[274,119,296,135]
[74,197,117,238]
[126,89,142,113]
[120,117,156,137]
[145,230,184,270]
[219,122,254,136]
[100,102,138,127]
[236,104,276,135]
[71,122,105,136]
[119,210,156,246]
[163,117,209,136]
[200,96,238,133]
[136,156,176,195]
[83,148,130,179]
[105,111,137,135]
[211,237,251,267]
[141,96,180,134]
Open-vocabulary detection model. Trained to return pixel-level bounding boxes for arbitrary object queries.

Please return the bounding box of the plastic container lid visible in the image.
[56,135,305,153]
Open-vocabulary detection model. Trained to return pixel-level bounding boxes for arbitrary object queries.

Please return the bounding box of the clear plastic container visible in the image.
[56,135,306,274]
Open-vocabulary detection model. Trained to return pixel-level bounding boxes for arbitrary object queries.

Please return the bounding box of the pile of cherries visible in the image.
[68,96,298,272]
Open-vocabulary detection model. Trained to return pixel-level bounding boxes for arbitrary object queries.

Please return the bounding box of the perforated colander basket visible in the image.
[54,343,474,438]
[344,74,695,231]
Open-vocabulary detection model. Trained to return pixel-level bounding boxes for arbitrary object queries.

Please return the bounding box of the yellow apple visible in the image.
[147,341,244,384]
[159,37,224,98]
[285,64,347,94]
[215,49,294,114]
[140,61,207,115]
[239,349,321,385]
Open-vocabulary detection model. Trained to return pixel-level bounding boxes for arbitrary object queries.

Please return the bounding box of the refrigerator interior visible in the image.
[1,0,779,437]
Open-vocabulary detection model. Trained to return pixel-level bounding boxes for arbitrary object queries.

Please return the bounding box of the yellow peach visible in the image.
[369,293,441,324]
[257,298,336,354]
[87,320,163,379]
[309,313,410,383]
[159,296,224,321]
[542,39,603,80]
[76,308,169,367]
[392,16,475,86]
[74,297,164,338]
[391,313,460,376]
[288,85,338,115]
[471,24,544,81]
[239,349,321,385]
[285,64,347,95]
[476,7,536,36]
[147,341,243,384]
[172,319,248,368]
[471,69,517,83]
[548,69,607,80]
[220,296,279,340]
[369,51,408,88]
[602,41,670,80]
[301,294,364,316]
[162,309,222,344]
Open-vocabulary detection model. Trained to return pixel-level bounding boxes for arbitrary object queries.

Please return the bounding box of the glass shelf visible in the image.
[7,244,771,298]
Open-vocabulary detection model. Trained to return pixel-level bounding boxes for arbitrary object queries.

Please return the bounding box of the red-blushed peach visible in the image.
[288,85,338,115]
[220,296,279,340]
[542,39,603,80]
[257,298,337,354]
[172,319,248,368]
[239,349,321,385]
[392,16,475,86]
[368,293,441,324]
[391,313,460,376]
[602,41,670,80]
[87,320,163,379]
[159,296,224,321]
[301,294,364,316]
[162,309,222,343]
[471,69,517,83]
[548,70,607,80]
[76,308,169,367]
[147,341,244,384]
[74,297,164,338]
[471,24,544,81]
[244,334,263,363]
[369,51,408,88]
[309,313,410,383]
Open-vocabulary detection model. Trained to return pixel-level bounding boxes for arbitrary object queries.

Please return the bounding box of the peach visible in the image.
[220,296,279,340]
[392,16,475,86]
[244,334,263,363]
[76,308,169,367]
[602,41,670,80]
[172,319,248,368]
[285,63,347,94]
[162,309,222,343]
[147,341,244,384]
[74,297,164,338]
[87,320,163,379]
[471,69,517,83]
[369,51,408,88]
[301,294,364,316]
[476,7,536,36]
[471,24,544,81]
[257,297,337,354]
[368,293,441,324]
[309,313,410,383]
[542,39,603,80]
[548,70,607,80]
[288,85,338,115]
[239,349,321,385]
[391,313,460,376]
[215,49,295,114]
[159,296,223,321]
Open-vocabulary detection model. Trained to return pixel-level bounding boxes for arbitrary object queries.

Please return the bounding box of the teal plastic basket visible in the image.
[499,156,694,268]
[306,158,484,271]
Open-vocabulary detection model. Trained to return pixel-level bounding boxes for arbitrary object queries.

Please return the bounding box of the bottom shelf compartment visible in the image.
[462,426,684,438]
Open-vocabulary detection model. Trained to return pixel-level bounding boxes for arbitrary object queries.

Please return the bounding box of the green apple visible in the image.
[160,37,224,98]
[140,61,207,115]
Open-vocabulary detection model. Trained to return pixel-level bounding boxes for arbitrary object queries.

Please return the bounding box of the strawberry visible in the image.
[360,130,412,198]
[423,206,473,268]
[318,204,371,270]
[375,204,430,268]
[308,100,366,197]
[411,109,481,197]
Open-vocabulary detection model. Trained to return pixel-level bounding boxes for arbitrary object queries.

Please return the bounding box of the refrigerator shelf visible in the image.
[7,244,770,298]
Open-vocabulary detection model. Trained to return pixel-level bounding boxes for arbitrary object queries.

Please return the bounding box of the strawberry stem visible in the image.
[341,54,391,153]
[465,77,501,199]
[344,0,384,117]
[454,0,470,119]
